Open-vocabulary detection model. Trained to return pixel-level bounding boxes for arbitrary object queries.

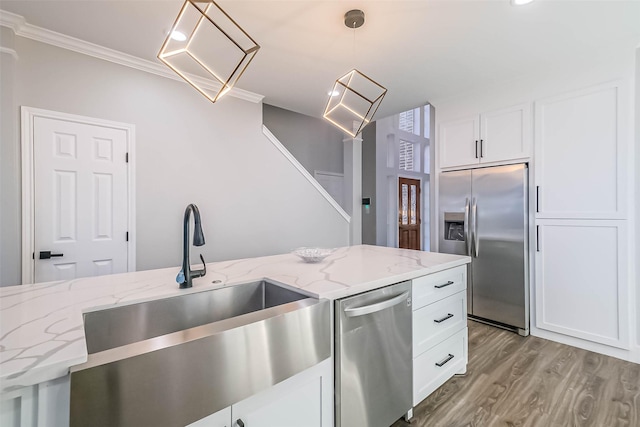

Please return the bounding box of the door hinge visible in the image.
[126,152,129,163]
[126,232,129,242]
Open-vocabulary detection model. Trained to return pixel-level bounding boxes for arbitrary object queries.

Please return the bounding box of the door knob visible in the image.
[39,251,64,260]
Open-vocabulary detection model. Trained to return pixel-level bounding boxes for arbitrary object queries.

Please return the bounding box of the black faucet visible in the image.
[176,204,206,289]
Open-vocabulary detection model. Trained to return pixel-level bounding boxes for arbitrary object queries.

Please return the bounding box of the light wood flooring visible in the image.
[392,321,640,427]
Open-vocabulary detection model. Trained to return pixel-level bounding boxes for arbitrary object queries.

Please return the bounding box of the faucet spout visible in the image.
[177,204,206,289]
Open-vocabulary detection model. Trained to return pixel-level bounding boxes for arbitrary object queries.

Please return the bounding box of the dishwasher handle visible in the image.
[344,291,410,318]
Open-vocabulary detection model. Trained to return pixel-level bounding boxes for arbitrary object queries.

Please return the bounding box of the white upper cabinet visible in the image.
[439,104,530,169]
[439,116,479,168]
[534,82,627,219]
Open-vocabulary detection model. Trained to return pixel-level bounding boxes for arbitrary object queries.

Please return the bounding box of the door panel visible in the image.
[535,83,624,219]
[480,103,530,163]
[439,117,479,168]
[398,178,421,250]
[471,164,527,329]
[34,116,129,282]
[535,220,629,349]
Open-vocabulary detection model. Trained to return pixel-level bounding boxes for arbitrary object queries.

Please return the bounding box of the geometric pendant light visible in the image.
[158,1,260,103]
[323,10,387,137]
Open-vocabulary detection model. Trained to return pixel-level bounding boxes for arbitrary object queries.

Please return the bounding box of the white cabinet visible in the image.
[534,82,627,219]
[439,116,479,168]
[535,220,629,349]
[439,104,530,169]
[0,376,69,427]
[533,81,631,353]
[411,265,468,407]
[189,359,332,427]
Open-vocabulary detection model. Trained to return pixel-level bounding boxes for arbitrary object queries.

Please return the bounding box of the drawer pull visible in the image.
[435,354,455,367]
[434,281,454,289]
[434,313,454,323]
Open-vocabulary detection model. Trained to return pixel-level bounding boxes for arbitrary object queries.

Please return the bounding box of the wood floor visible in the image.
[392,321,640,427]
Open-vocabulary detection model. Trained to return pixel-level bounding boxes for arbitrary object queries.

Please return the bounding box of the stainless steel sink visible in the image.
[70,280,330,427]
[83,280,310,354]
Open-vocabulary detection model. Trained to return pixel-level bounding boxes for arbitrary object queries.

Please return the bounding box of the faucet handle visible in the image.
[192,254,207,279]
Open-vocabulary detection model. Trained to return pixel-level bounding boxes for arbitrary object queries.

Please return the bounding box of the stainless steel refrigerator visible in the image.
[439,163,529,336]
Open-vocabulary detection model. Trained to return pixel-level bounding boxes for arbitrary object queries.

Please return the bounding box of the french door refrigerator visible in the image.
[439,163,529,336]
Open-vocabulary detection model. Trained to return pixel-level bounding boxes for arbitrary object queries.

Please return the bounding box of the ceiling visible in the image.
[1,0,640,119]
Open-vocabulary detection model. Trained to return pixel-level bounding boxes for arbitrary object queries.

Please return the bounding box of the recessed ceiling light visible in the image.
[170,30,187,42]
[328,90,340,97]
[511,0,534,5]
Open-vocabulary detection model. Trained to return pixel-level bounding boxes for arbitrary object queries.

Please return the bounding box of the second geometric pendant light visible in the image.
[323,10,387,138]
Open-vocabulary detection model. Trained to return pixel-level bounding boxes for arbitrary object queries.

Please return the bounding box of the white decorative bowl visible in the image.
[292,247,335,263]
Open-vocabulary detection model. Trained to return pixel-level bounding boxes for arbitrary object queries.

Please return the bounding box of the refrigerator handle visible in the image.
[464,198,471,256]
[472,197,479,257]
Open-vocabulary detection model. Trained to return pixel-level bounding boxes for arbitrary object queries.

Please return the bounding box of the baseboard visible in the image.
[530,326,638,364]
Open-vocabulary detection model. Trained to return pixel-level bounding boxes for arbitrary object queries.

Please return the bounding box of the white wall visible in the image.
[1,36,349,285]
[361,123,377,245]
[375,112,431,251]
[434,48,637,356]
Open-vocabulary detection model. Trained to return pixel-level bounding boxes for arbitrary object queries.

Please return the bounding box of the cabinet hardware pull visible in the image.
[475,140,479,159]
[434,313,454,323]
[536,186,540,213]
[536,225,540,252]
[480,139,484,158]
[236,419,245,427]
[435,354,455,367]
[433,280,453,289]
[434,280,454,289]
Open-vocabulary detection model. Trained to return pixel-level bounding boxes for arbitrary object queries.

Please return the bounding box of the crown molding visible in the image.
[0,10,264,104]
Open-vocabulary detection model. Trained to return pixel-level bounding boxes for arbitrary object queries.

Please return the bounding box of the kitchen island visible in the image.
[0,245,470,426]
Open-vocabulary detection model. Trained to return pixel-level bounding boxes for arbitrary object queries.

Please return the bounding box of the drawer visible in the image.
[412,265,466,310]
[413,290,466,358]
[413,328,468,406]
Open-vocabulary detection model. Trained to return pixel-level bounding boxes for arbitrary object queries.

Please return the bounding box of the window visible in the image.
[398,108,421,136]
[399,140,418,171]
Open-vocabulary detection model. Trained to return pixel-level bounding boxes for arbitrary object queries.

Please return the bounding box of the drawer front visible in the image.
[413,291,466,358]
[412,266,466,310]
[413,328,468,406]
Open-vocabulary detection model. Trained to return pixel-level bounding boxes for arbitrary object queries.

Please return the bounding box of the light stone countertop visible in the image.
[0,245,469,393]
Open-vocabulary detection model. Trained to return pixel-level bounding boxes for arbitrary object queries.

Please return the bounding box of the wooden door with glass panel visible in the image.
[398,177,421,250]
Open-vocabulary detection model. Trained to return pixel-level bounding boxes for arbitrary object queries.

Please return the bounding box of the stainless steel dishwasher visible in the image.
[335,280,412,427]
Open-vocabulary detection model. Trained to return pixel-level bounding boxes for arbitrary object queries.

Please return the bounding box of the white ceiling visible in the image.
[2,0,640,119]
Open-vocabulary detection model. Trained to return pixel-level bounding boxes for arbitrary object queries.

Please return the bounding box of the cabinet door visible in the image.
[480,103,530,163]
[439,116,480,168]
[534,82,627,219]
[231,360,331,427]
[535,220,629,349]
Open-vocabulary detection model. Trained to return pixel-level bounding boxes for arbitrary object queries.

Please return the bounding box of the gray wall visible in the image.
[0,27,19,286]
[361,123,377,245]
[636,47,640,347]
[0,36,349,286]
[262,104,344,176]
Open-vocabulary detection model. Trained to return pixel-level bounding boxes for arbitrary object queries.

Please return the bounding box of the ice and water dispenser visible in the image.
[443,212,465,241]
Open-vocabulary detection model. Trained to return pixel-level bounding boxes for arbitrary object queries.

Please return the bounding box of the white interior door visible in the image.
[33,116,129,282]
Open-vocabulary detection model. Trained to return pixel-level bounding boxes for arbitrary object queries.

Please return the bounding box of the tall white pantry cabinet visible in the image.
[534,81,631,350]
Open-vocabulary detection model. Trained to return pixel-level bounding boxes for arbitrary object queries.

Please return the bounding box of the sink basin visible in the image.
[83,280,309,354]
[71,280,330,427]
